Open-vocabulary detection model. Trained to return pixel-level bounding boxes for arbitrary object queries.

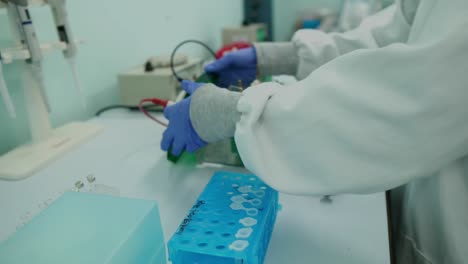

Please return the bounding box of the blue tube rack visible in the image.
[168,171,279,264]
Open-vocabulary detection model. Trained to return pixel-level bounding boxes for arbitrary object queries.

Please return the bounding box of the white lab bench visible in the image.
[0,111,391,264]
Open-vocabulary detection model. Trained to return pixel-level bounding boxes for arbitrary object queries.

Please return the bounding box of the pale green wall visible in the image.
[273,0,395,41]
[273,0,343,41]
[0,0,243,155]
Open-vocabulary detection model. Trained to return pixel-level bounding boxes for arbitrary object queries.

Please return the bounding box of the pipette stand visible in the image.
[0,2,102,181]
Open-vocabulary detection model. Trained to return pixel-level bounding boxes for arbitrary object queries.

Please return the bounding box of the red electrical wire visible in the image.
[139,98,170,127]
[215,41,252,59]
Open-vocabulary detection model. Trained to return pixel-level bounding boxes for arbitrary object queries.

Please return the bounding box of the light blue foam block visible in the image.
[168,171,279,264]
[0,192,166,264]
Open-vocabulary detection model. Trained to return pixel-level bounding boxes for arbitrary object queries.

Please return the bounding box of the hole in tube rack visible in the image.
[198,243,208,247]
[250,199,262,206]
[246,208,258,216]
[254,190,265,197]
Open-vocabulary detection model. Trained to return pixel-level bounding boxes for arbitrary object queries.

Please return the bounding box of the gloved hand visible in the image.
[160,80,207,156]
[205,47,257,88]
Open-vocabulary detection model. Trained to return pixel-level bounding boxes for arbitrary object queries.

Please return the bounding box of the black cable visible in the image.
[170,39,217,82]
[95,104,162,116]
[97,40,216,117]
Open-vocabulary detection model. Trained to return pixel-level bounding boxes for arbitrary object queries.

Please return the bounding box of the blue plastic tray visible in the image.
[168,171,279,264]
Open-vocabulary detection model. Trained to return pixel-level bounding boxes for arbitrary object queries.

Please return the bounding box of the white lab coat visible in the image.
[235,0,468,263]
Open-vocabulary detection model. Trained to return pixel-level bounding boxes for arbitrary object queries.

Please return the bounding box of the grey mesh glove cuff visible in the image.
[254,42,298,77]
[190,84,242,143]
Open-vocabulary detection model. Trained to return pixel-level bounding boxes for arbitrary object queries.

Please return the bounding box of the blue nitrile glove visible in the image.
[205,47,257,88]
[160,80,207,156]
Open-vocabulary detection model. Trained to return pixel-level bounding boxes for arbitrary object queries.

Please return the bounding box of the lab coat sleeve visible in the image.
[293,2,412,79]
[254,2,413,79]
[235,22,468,195]
[254,42,298,77]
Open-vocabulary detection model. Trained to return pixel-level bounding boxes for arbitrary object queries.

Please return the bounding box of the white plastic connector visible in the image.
[238,185,253,193]
[235,228,253,239]
[231,195,245,203]
[229,240,249,251]
[230,203,243,210]
[239,217,258,227]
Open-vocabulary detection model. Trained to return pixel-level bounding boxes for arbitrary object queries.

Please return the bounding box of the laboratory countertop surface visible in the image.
[0,110,391,264]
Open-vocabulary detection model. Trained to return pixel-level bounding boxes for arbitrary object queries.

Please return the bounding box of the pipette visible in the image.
[48,0,86,108]
[8,0,52,112]
[0,52,16,118]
